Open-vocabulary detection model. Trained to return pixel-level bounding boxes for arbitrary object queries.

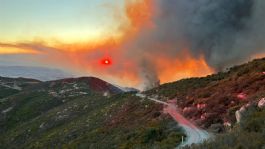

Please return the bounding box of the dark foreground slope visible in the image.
[0,77,184,149]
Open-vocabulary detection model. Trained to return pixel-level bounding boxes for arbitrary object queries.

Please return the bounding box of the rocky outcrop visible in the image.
[258,98,265,109]
[235,103,252,123]
[235,98,265,123]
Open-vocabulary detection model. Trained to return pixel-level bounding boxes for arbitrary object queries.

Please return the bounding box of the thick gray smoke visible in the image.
[156,0,265,70]
[162,0,265,70]
[128,0,265,83]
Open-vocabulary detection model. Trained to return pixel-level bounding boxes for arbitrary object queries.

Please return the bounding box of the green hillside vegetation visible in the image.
[0,86,19,99]
[0,78,184,149]
[0,77,40,98]
[183,107,265,149]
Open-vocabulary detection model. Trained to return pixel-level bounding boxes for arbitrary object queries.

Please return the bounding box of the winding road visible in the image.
[136,93,210,148]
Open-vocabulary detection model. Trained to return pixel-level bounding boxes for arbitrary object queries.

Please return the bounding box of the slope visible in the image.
[146,57,265,130]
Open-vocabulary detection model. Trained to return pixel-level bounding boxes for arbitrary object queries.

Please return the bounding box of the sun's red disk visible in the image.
[101,58,112,65]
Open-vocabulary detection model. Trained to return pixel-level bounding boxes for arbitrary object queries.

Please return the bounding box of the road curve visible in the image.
[136,93,210,148]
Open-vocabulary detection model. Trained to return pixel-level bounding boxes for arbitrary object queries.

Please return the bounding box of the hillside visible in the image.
[184,107,265,149]
[0,77,184,149]
[146,57,265,131]
[0,77,41,98]
[0,58,264,148]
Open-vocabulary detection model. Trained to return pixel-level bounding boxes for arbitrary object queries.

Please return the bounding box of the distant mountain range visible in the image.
[0,66,72,81]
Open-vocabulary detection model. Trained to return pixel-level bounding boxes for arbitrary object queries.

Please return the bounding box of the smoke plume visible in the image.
[118,0,265,89]
[127,0,265,72]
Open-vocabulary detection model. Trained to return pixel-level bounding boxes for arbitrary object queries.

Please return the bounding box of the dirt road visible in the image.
[136,93,210,148]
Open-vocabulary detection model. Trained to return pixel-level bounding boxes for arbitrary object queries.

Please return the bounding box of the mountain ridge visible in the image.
[0,58,264,148]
